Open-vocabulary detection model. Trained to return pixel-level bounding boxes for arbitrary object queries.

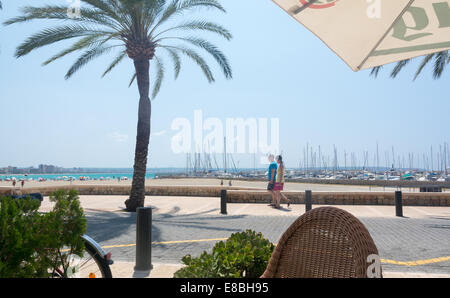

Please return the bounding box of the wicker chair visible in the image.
[261,207,382,278]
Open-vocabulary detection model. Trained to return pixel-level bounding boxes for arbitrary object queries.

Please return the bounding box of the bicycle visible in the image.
[52,234,114,278]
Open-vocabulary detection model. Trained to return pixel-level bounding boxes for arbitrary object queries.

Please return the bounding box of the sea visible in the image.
[0,173,156,181]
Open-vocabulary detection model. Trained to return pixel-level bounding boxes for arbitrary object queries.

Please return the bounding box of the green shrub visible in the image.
[174,230,275,278]
[0,190,87,278]
[0,195,44,277]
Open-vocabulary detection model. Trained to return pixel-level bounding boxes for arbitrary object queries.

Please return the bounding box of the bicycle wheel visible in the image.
[81,238,113,278]
[52,235,113,278]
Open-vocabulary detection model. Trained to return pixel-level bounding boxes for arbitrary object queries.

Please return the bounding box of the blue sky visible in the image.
[0,0,449,169]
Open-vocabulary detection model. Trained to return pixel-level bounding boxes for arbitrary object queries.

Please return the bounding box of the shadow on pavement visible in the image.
[85,206,249,245]
[153,207,248,234]
[85,211,162,245]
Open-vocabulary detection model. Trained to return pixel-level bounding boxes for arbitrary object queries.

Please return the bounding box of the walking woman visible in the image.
[273,155,291,209]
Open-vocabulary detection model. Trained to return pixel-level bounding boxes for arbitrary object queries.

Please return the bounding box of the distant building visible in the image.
[37,164,62,174]
[0,164,64,174]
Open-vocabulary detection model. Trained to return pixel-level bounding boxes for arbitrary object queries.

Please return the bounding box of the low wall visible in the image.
[226,190,450,206]
[1,185,449,206]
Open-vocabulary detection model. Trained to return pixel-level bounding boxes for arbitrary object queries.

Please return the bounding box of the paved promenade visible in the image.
[40,196,450,278]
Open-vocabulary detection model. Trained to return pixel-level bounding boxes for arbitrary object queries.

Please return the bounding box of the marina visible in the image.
[181,141,450,183]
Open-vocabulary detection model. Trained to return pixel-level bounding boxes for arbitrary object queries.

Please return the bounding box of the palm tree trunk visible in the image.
[125,57,151,212]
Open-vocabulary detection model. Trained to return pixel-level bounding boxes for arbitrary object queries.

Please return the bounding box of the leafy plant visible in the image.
[0,190,87,278]
[174,230,275,278]
[0,196,45,277]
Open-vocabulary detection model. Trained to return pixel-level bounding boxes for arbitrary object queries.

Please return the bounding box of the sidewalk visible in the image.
[109,261,450,278]
[39,195,450,218]
[110,262,183,278]
[37,195,450,278]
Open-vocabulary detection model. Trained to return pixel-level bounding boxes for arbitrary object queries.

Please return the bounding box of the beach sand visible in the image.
[0,177,411,192]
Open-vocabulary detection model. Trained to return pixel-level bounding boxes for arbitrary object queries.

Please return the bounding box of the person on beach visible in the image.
[21,180,25,188]
[12,180,16,188]
[273,155,290,209]
[267,154,278,206]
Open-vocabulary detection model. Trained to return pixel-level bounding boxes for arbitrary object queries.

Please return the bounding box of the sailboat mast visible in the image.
[223,137,227,173]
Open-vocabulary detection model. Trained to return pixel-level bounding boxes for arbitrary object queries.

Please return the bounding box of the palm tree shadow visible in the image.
[85,211,163,246]
[85,211,134,243]
[85,206,248,245]
[153,207,248,234]
[157,207,221,219]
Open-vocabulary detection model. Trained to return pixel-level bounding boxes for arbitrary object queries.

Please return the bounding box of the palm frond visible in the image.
[150,0,226,37]
[152,56,165,98]
[153,20,232,40]
[433,51,448,79]
[149,0,181,37]
[102,50,127,77]
[371,50,449,80]
[81,0,125,25]
[14,25,112,58]
[162,47,182,79]
[4,5,122,31]
[129,72,137,87]
[142,0,167,30]
[413,54,435,81]
[42,33,113,66]
[65,45,114,79]
[159,45,215,82]
[370,66,383,78]
[390,59,410,78]
[163,37,232,79]
[178,0,226,12]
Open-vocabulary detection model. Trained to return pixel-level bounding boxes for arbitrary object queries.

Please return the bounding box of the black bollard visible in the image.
[305,190,312,212]
[221,189,227,215]
[395,191,403,217]
[135,207,153,271]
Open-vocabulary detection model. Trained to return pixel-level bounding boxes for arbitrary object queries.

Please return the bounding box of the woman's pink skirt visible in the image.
[273,182,284,191]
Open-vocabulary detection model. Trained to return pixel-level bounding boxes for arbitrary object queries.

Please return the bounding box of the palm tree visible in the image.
[371,51,449,80]
[5,0,232,211]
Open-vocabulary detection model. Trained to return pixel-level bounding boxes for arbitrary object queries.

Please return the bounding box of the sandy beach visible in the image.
[0,177,415,192]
